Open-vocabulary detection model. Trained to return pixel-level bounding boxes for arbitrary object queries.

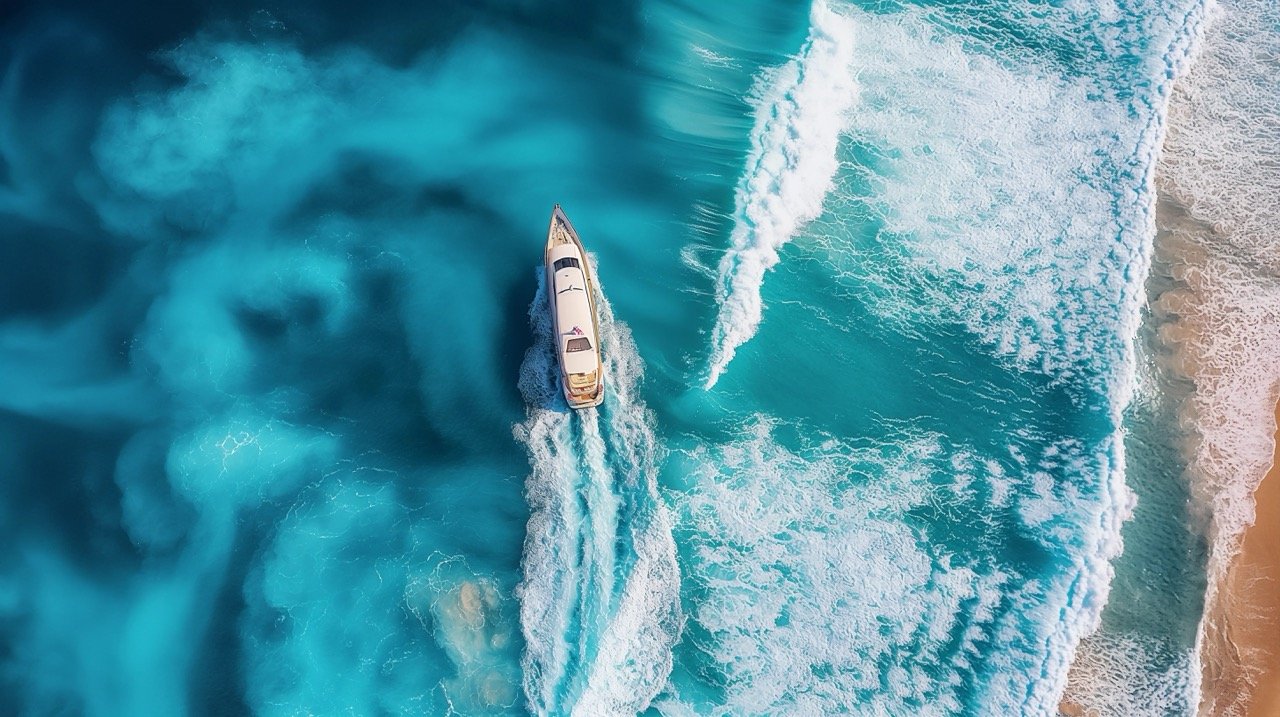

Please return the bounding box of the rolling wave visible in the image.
[697,0,1210,711]
[703,0,856,389]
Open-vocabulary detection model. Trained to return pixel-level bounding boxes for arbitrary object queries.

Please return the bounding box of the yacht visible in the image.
[544,205,605,409]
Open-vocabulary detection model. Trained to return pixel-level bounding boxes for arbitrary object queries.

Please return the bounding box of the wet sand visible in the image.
[1057,699,1087,716]
[1061,398,1280,716]
[1208,401,1280,716]
[1056,187,1280,716]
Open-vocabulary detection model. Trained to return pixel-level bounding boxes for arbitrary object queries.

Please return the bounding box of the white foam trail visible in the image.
[703,0,856,388]
[511,412,578,711]
[575,291,681,716]
[515,266,681,716]
[580,413,619,615]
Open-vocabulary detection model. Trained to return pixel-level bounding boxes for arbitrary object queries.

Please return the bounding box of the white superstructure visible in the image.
[544,205,604,409]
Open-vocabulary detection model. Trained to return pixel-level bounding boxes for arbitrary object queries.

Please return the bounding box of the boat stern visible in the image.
[563,369,604,409]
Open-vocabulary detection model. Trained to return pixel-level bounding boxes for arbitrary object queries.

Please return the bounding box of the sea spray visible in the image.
[515,265,681,715]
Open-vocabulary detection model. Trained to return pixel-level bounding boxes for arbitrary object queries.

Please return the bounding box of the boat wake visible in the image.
[514,266,682,716]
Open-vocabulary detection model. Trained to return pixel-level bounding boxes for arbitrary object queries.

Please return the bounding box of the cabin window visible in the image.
[566,337,592,352]
[554,257,581,271]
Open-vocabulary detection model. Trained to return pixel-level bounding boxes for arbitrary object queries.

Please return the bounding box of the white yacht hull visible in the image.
[544,205,605,409]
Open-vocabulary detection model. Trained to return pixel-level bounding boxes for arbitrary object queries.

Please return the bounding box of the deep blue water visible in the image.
[0,0,1222,714]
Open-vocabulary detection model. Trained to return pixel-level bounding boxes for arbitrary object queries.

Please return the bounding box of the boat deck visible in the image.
[545,206,605,409]
[548,217,575,248]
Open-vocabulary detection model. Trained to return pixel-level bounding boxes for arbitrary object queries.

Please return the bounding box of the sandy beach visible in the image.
[1203,401,1280,716]
[1060,401,1280,717]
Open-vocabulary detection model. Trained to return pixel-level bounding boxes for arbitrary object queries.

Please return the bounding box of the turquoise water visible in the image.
[0,0,1230,714]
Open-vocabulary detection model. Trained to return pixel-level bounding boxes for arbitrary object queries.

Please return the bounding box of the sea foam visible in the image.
[515,266,681,716]
[1149,0,1280,712]
[809,3,1202,400]
[700,0,1208,711]
[654,418,1146,715]
[703,0,856,389]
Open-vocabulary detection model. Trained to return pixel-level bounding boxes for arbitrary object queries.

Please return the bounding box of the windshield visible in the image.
[566,337,592,352]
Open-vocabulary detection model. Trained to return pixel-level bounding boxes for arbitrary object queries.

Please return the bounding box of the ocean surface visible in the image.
[0,0,1272,714]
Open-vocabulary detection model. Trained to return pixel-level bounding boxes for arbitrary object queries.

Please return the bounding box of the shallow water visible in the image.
[0,0,1266,714]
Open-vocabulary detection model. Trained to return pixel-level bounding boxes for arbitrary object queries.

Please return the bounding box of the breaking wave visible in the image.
[653,418,1139,715]
[703,0,856,389]
[697,0,1209,711]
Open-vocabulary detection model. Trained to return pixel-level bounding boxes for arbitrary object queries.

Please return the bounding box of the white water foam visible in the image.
[652,419,1144,715]
[663,421,996,715]
[514,266,681,716]
[807,3,1205,400]
[695,12,1206,706]
[981,432,1137,715]
[703,0,856,389]
[1157,0,1280,540]
[702,1,1204,710]
[812,3,1210,715]
[1065,632,1198,715]
[1149,0,1280,712]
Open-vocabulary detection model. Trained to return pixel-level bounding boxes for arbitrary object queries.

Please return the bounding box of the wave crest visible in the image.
[704,1,857,389]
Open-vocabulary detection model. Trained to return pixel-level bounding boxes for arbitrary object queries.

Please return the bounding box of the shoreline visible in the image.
[1057,192,1280,715]
[1054,0,1280,707]
[1203,400,1280,716]
[1059,401,1280,717]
